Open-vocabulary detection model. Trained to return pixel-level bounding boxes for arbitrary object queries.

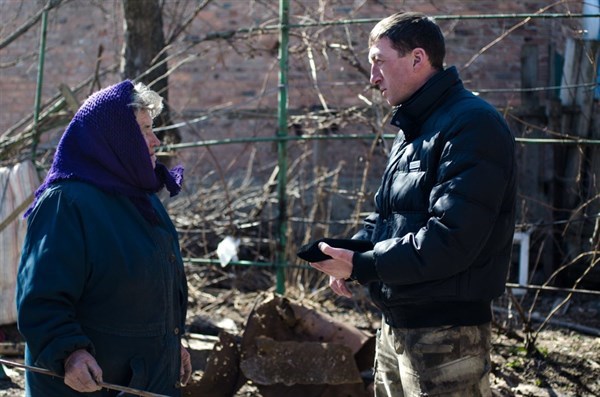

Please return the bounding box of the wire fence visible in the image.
[1,1,599,297]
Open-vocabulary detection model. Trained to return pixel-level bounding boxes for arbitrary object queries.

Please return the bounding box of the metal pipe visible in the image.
[275,0,290,295]
[31,8,48,159]
[512,231,531,295]
[184,256,310,269]
[157,134,600,152]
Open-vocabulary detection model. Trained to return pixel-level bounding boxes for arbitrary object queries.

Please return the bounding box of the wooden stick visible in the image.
[0,358,170,397]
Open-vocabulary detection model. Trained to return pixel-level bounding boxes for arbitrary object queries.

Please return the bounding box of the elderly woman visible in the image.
[17,80,191,396]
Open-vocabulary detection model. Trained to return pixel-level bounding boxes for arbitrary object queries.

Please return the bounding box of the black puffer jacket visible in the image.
[352,66,517,328]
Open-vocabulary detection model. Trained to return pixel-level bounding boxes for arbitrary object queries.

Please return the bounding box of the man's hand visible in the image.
[309,242,354,298]
[180,344,192,387]
[329,276,353,298]
[64,349,102,392]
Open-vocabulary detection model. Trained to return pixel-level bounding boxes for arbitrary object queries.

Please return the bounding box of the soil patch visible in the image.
[1,266,598,396]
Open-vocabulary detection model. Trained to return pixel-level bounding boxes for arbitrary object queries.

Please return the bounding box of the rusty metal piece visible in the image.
[183,330,245,397]
[182,293,375,397]
[238,293,374,397]
[290,300,372,355]
[240,335,362,385]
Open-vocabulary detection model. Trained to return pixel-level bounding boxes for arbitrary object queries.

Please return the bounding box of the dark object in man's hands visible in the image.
[297,238,374,262]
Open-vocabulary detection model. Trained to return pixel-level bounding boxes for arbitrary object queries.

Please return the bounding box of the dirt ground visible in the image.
[1,265,599,397]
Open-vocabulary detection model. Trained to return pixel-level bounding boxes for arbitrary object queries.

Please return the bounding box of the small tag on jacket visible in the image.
[409,160,420,171]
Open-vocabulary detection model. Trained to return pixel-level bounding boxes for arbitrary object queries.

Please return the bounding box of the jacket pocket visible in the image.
[390,170,429,210]
[382,276,460,303]
[123,356,148,396]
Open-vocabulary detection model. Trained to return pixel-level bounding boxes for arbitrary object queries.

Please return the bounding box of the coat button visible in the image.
[174,327,180,335]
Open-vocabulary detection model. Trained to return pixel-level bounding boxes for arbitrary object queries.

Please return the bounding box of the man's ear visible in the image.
[412,48,427,68]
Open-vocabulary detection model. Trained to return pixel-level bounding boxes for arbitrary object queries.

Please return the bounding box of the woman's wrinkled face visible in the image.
[135,109,160,169]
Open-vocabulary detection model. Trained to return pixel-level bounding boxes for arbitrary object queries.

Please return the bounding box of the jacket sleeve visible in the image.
[353,108,515,285]
[16,188,94,375]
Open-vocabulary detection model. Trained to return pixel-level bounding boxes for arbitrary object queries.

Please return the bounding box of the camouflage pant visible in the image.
[373,321,492,397]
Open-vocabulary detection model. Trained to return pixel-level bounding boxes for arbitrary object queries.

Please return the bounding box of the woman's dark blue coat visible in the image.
[17,180,188,396]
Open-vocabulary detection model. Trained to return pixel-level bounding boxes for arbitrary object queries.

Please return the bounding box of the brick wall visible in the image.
[0,0,584,135]
[1,0,595,283]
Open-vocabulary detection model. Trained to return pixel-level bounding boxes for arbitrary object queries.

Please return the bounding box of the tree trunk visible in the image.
[121,0,180,145]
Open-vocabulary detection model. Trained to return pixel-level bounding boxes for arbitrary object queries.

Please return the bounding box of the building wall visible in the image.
[1,0,596,284]
[0,0,585,135]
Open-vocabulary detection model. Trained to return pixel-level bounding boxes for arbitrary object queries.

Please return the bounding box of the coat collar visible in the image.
[390,66,461,140]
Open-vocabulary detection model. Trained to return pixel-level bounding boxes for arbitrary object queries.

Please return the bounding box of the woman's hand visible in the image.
[180,344,192,387]
[64,349,103,392]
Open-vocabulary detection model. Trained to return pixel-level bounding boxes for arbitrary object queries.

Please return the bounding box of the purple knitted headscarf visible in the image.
[24,80,184,223]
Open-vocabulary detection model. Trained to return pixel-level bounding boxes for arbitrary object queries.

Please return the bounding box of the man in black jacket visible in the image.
[309,12,516,396]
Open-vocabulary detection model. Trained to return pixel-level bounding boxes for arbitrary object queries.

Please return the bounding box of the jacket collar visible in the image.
[390,66,461,140]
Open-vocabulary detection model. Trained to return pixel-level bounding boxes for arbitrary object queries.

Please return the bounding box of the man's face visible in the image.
[369,37,418,106]
[135,109,160,169]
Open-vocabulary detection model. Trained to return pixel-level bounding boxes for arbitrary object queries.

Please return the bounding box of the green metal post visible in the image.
[275,0,289,295]
[31,9,48,159]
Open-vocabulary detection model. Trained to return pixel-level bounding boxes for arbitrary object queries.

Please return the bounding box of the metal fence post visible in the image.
[275,0,290,295]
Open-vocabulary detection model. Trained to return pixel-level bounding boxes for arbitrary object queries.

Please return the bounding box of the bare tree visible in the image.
[121,0,179,145]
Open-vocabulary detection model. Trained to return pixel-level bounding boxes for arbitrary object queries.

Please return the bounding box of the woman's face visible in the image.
[135,109,161,169]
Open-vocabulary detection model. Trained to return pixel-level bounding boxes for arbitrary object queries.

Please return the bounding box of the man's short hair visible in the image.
[369,12,445,70]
